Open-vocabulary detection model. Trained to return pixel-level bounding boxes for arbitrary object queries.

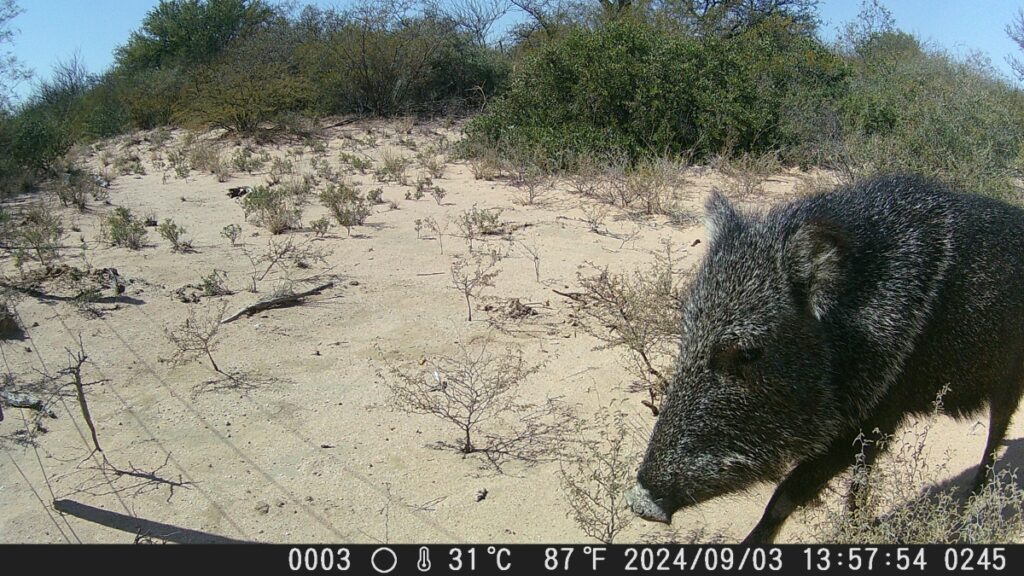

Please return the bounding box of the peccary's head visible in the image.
[629,191,846,523]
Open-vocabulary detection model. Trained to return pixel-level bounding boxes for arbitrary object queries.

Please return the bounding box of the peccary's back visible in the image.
[899,190,1024,418]
[787,176,1024,425]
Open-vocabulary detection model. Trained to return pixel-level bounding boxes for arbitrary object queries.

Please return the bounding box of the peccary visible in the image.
[627,174,1024,543]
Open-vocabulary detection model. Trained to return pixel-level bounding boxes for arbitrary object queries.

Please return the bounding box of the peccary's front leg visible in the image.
[743,444,858,544]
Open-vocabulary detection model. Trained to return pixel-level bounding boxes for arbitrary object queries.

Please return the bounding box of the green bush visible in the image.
[465,16,843,165]
[240,185,301,234]
[832,31,1024,198]
[178,24,311,134]
[294,5,509,116]
[102,206,148,249]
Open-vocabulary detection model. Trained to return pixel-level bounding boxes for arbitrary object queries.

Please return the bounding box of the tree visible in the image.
[115,0,276,71]
[426,0,509,46]
[0,0,29,111]
[1008,8,1024,82]
[658,0,819,37]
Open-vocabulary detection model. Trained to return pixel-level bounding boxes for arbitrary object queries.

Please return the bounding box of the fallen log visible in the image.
[221,282,334,324]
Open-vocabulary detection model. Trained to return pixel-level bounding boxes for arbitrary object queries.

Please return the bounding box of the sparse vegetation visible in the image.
[560,408,637,544]
[157,218,193,252]
[376,148,411,184]
[380,340,572,468]
[221,223,242,245]
[806,389,1024,543]
[449,254,499,321]
[456,205,503,251]
[240,185,302,234]
[576,241,688,412]
[165,301,229,377]
[231,147,269,174]
[101,207,148,250]
[320,182,369,236]
[10,206,65,269]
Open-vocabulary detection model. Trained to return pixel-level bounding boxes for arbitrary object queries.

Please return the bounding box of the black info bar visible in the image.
[1,544,1018,575]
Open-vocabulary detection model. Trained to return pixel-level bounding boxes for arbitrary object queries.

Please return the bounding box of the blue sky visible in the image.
[5,0,1023,102]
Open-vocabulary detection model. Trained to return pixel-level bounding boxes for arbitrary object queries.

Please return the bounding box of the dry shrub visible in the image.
[240,185,302,234]
[10,206,65,268]
[450,254,499,321]
[580,201,611,233]
[165,301,229,377]
[576,241,689,412]
[376,147,411,184]
[101,207,147,250]
[715,150,781,199]
[560,407,639,544]
[379,340,573,469]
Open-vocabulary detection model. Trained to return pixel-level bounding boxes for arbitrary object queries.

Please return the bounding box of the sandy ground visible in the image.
[2,119,1021,544]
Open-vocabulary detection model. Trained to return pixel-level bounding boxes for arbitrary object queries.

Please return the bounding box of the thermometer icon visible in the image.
[417,546,431,572]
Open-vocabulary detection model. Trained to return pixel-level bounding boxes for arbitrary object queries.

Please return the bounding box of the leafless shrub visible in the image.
[560,408,638,544]
[379,340,573,469]
[518,240,542,283]
[423,216,448,254]
[716,151,781,199]
[241,236,331,293]
[580,201,610,234]
[165,301,229,377]
[576,241,689,412]
[450,254,500,321]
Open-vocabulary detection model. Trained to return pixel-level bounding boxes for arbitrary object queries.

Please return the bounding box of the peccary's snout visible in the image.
[626,482,676,524]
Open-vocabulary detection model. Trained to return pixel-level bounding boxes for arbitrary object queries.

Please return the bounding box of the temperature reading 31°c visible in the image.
[448,546,512,571]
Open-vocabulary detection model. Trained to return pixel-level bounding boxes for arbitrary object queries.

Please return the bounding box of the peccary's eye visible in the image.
[711,343,762,377]
[738,347,762,364]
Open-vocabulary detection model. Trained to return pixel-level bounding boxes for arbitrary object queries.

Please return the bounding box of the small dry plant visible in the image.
[165,301,229,377]
[456,206,504,252]
[376,147,411,184]
[418,153,446,179]
[805,387,1024,544]
[379,340,573,469]
[54,164,105,211]
[717,151,781,199]
[467,145,500,180]
[241,236,331,293]
[10,206,65,269]
[518,240,542,283]
[580,201,611,234]
[560,408,638,544]
[576,241,688,413]
[423,216,448,254]
[450,254,500,321]
[232,146,270,174]
[320,183,370,236]
[221,223,242,245]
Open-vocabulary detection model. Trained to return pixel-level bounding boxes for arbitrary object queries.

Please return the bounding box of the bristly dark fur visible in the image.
[631,174,1024,543]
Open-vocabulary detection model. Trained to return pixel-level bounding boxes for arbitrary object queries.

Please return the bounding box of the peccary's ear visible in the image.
[704,190,741,243]
[785,220,848,320]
